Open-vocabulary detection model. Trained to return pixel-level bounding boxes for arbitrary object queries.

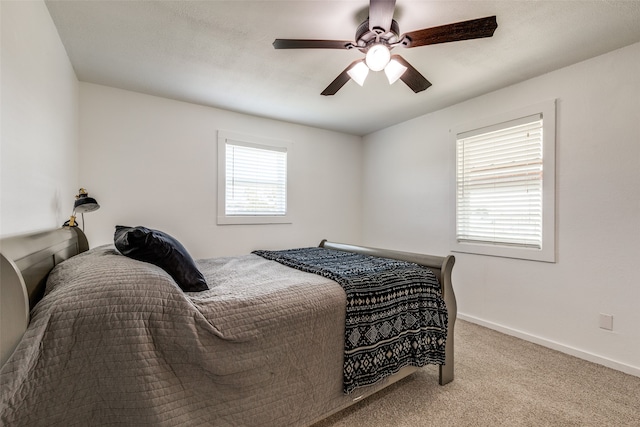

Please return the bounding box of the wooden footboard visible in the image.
[319,240,456,385]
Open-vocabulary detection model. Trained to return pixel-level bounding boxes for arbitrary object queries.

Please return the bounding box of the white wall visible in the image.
[362,42,640,375]
[0,1,79,237]
[78,83,363,258]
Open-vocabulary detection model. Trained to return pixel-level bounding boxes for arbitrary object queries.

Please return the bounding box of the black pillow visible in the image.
[114,225,208,292]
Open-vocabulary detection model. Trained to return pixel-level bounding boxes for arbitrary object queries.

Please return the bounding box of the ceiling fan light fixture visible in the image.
[365,44,391,71]
[384,59,408,84]
[347,61,369,86]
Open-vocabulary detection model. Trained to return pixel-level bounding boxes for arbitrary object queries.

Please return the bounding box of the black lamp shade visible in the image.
[74,197,100,213]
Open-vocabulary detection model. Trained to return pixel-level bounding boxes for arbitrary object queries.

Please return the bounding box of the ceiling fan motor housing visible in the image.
[355,18,401,52]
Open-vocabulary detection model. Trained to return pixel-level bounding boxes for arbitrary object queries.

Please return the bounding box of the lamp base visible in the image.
[63,215,78,227]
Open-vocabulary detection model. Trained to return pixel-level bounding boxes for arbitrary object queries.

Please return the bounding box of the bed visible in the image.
[0,227,456,426]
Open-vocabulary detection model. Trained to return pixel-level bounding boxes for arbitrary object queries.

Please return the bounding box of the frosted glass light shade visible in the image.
[347,61,369,86]
[384,59,408,84]
[365,44,391,72]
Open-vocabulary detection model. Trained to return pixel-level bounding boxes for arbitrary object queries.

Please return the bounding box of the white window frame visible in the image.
[217,130,292,225]
[451,100,556,262]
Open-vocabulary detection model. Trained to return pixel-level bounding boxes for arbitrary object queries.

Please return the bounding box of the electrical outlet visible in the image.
[599,313,613,331]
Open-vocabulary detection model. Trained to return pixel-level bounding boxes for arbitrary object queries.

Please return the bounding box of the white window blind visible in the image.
[456,114,543,249]
[225,142,287,216]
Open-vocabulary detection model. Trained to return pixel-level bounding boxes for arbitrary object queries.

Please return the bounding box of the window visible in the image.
[452,100,556,262]
[217,131,291,225]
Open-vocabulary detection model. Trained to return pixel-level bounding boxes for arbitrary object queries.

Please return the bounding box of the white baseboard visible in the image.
[458,313,640,378]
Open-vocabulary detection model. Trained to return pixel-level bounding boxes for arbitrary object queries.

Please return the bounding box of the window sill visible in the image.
[217,215,292,225]
[452,241,555,263]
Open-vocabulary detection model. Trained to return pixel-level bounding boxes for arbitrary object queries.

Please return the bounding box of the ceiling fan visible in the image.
[273,0,497,96]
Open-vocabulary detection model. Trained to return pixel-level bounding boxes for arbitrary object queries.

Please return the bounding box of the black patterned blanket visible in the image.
[253,247,448,393]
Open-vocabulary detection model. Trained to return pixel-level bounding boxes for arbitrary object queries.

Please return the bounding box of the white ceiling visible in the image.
[45,1,640,136]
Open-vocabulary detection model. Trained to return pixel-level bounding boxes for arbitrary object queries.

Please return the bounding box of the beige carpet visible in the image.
[313,320,640,427]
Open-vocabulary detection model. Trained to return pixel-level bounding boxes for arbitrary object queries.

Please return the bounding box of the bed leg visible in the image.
[439,320,454,385]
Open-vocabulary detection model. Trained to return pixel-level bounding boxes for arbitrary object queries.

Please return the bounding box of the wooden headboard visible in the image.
[0,227,88,367]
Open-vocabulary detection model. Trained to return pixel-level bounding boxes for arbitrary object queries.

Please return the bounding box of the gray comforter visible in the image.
[0,246,434,426]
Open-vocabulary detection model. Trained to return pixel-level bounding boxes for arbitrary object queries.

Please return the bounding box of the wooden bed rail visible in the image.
[319,240,457,385]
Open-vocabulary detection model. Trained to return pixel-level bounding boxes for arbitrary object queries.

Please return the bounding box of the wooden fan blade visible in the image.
[391,55,432,93]
[369,0,396,32]
[321,60,362,96]
[273,39,352,49]
[402,16,497,48]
